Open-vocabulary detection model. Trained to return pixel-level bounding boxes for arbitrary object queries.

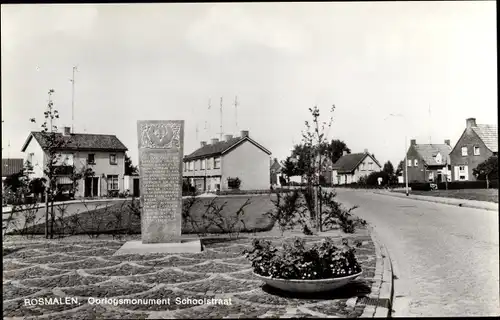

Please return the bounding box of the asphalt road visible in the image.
[331,188,499,317]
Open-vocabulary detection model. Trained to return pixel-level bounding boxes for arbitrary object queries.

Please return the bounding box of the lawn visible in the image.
[395,188,499,203]
[8,195,277,236]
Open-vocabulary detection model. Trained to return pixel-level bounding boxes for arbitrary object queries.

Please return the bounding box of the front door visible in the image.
[92,177,99,197]
[84,177,92,197]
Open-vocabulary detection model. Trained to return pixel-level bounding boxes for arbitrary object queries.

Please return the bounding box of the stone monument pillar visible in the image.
[114,120,201,255]
[137,120,183,243]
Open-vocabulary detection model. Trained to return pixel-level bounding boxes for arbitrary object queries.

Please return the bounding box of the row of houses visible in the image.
[3,117,496,197]
[404,118,497,183]
[269,117,497,186]
[2,128,274,198]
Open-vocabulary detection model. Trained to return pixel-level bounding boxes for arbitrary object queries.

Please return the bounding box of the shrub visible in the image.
[366,171,390,186]
[320,190,365,233]
[409,182,431,191]
[436,180,499,190]
[244,237,362,280]
[265,190,301,236]
[227,177,242,190]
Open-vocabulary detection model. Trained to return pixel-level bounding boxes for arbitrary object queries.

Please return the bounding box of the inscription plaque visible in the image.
[137,120,184,243]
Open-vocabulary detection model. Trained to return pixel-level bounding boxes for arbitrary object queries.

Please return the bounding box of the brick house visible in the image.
[403,139,452,183]
[21,127,128,198]
[449,118,498,181]
[183,130,272,192]
[331,150,382,185]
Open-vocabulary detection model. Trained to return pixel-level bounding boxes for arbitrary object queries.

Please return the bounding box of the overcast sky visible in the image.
[1,2,497,167]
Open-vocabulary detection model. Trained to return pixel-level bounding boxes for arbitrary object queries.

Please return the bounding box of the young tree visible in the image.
[125,153,138,176]
[31,89,73,238]
[473,155,498,189]
[383,160,397,185]
[300,105,335,231]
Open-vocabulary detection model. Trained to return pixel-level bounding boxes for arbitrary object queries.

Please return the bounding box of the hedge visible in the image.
[409,180,499,191]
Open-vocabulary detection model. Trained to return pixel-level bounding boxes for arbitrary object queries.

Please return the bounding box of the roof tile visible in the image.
[414,144,451,166]
[472,124,498,152]
[29,132,128,152]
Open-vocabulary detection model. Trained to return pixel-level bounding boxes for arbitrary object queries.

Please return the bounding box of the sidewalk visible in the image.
[373,190,499,212]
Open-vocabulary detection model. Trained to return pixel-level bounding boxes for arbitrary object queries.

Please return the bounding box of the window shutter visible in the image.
[464,166,469,181]
[454,166,459,181]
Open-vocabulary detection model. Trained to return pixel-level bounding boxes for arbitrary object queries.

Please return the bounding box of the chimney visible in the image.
[342,150,348,157]
[224,134,233,142]
[466,118,477,129]
[364,148,368,154]
[200,141,207,147]
[240,130,249,138]
[210,138,219,145]
[444,139,450,146]
[63,127,71,136]
[410,139,416,146]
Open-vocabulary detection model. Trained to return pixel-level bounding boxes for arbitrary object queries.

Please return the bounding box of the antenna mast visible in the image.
[234,96,239,132]
[70,66,78,133]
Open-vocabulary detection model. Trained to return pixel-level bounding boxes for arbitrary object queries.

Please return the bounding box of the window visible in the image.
[214,157,221,169]
[207,158,213,170]
[107,175,119,190]
[27,153,34,165]
[87,154,95,164]
[428,172,434,182]
[368,162,373,170]
[194,160,199,171]
[361,163,365,171]
[474,146,480,156]
[201,159,206,170]
[189,161,194,171]
[414,159,418,166]
[110,154,117,165]
[407,159,412,167]
[461,147,468,156]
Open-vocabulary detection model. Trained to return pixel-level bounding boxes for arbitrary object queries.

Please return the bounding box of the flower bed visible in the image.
[244,237,361,280]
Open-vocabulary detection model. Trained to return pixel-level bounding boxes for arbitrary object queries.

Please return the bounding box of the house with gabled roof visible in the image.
[331,149,382,185]
[21,126,128,198]
[183,130,272,192]
[404,139,452,183]
[449,118,498,181]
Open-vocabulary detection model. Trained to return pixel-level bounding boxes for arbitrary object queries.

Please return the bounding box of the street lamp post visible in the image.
[385,114,409,196]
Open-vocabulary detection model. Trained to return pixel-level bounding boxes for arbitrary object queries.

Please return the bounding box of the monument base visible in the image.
[113,240,202,255]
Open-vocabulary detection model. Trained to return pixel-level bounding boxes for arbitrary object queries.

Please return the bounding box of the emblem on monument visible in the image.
[140,122,181,149]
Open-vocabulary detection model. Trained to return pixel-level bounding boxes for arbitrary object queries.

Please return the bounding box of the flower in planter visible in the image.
[244,237,361,280]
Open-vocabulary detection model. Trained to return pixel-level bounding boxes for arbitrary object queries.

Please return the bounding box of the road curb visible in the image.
[361,225,394,318]
[373,191,498,212]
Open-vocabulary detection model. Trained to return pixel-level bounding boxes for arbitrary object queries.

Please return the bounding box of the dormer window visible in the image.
[474,146,480,156]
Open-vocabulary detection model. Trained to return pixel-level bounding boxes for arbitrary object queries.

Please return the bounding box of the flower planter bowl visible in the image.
[252,271,362,293]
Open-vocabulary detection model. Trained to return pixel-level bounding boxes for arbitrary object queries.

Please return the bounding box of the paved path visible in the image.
[3,231,377,319]
[331,188,500,317]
